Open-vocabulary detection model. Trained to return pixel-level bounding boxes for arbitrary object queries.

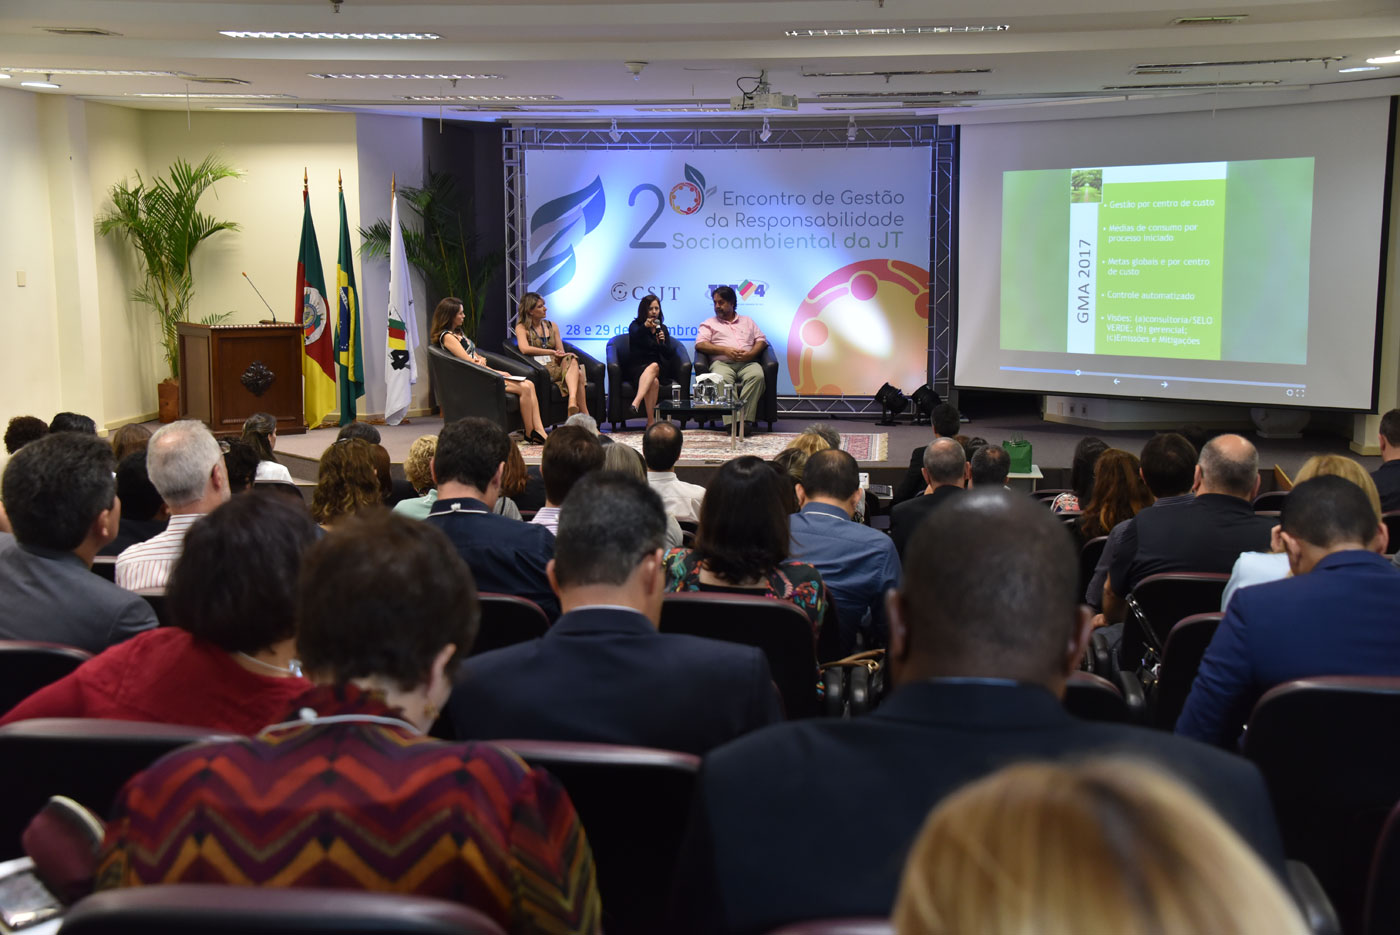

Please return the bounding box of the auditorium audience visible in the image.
[0,433,156,652]
[98,450,168,556]
[108,423,150,462]
[1051,436,1108,513]
[1,493,314,732]
[370,441,416,507]
[335,421,381,445]
[892,760,1306,935]
[310,437,381,529]
[220,439,259,494]
[115,420,229,591]
[1076,448,1152,542]
[4,415,47,454]
[426,417,558,619]
[602,444,683,547]
[1372,407,1400,512]
[643,421,705,523]
[1177,475,1400,747]
[240,411,294,484]
[968,444,1010,488]
[392,434,441,520]
[789,449,900,653]
[531,425,604,535]
[95,509,603,935]
[49,411,97,435]
[499,440,538,516]
[890,438,968,558]
[893,402,961,504]
[670,489,1285,935]
[784,431,831,458]
[802,423,843,451]
[564,411,601,436]
[663,456,826,635]
[449,472,779,753]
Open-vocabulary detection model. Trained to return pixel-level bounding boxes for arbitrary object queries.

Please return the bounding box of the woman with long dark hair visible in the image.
[625,293,681,427]
[431,297,548,445]
[241,412,293,484]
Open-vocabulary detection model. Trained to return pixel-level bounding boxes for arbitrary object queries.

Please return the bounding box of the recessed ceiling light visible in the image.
[786,25,1008,37]
[802,67,991,78]
[1134,56,1341,69]
[1,67,190,77]
[1102,79,1281,90]
[1365,55,1400,65]
[131,92,296,99]
[210,106,331,112]
[0,74,9,80]
[817,90,981,99]
[219,31,440,40]
[1171,15,1247,25]
[310,73,501,80]
[401,94,559,102]
[21,79,61,89]
[1339,66,1381,73]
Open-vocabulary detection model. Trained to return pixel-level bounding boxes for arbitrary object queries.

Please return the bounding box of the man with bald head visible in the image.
[671,490,1285,934]
[1103,433,1276,623]
[889,436,967,558]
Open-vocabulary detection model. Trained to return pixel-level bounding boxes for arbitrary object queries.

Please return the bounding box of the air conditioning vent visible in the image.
[816,89,981,99]
[1133,69,1185,76]
[188,76,252,85]
[1135,56,1342,69]
[1103,79,1281,90]
[38,26,122,36]
[1171,15,1246,25]
[802,67,991,78]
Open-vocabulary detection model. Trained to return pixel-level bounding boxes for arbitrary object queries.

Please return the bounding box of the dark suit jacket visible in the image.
[1177,550,1400,747]
[425,496,559,619]
[892,444,928,505]
[671,680,1286,935]
[1109,492,1275,596]
[889,484,964,557]
[448,607,782,755]
[1373,459,1400,513]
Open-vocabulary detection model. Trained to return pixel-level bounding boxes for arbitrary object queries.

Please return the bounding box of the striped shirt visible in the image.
[530,506,561,535]
[115,513,202,591]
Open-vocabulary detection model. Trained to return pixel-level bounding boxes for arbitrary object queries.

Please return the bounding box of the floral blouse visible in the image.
[662,547,827,639]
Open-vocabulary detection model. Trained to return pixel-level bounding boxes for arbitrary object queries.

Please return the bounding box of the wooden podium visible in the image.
[177,322,307,437]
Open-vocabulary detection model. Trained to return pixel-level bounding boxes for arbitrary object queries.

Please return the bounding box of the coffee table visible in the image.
[655,399,744,450]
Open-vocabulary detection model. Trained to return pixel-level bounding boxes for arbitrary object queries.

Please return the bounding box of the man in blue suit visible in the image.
[1177,475,1400,747]
[447,472,781,755]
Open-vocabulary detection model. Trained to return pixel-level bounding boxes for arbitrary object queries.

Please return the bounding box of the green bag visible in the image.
[1002,436,1032,474]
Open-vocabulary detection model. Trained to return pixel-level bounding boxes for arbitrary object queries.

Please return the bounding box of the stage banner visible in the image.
[522,147,932,395]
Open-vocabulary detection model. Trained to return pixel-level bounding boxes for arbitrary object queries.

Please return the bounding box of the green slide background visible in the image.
[1000,169,1070,351]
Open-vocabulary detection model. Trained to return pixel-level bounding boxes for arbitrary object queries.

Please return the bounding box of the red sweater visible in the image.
[0,628,309,734]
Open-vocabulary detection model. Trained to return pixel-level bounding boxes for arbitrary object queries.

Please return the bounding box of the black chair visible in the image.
[1148,612,1222,730]
[426,344,526,434]
[1064,670,1144,724]
[1080,535,1108,602]
[1058,510,1082,527]
[1243,676,1400,934]
[1365,798,1400,935]
[134,588,171,628]
[1030,488,1073,504]
[502,337,605,427]
[604,332,693,432]
[1253,490,1290,511]
[0,641,92,715]
[497,739,699,935]
[90,555,117,582]
[61,886,508,935]
[1385,511,1400,556]
[1122,571,1229,666]
[0,718,237,859]
[693,343,780,431]
[472,593,549,655]
[659,592,820,719]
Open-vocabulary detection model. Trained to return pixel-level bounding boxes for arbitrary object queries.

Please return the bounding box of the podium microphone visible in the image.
[242,271,279,323]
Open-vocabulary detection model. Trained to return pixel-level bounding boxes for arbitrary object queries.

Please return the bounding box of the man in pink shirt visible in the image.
[695,286,768,431]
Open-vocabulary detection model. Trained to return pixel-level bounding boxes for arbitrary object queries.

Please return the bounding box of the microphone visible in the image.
[242,271,279,323]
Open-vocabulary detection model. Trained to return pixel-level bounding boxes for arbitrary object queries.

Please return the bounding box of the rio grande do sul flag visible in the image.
[384,175,418,425]
[296,172,336,429]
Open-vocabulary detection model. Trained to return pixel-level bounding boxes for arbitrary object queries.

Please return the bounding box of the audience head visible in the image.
[1381,408,1400,457]
[964,436,989,460]
[563,412,600,437]
[335,421,381,446]
[2,432,117,552]
[1294,454,1382,520]
[695,456,791,583]
[635,293,665,323]
[168,492,319,655]
[893,489,1082,691]
[643,421,684,471]
[1178,422,1213,456]
[240,412,279,463]
[115,450,164,523]
[4,415,47,454]
[768,459,801,514]
[220,440,259,494]
[433,417,511,496]
[429,296,465,344]
[404,435,439,495]
[540,425,604,506]
[1280,475,1386,573]
[500,440,529,498]
[922,437,968,489]
[785,432,831,458]
[553,473,669,616]
[602,441,647,480]
[297,510,478,726]
[1196,434,1259,500]
[311,437,381,525]
[49,411,97,435]
[802,423,842,451]
[931,403,961,440]
[147,419,228,511]
[771,447,809,484]
[969,445,1010,488]
[110,423,151,462]
[1083,449,1151,534]
[892,759,1306,935]
[370,443,394,502]
[1069,436,1109,504]
[799,449,861,514]
[1139,432,1197,498]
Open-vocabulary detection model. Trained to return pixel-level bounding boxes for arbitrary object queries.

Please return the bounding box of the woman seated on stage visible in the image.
[0,493,314,733]
[96,510,603,935]
[625,293,681,427]
[515,291,589,419]
[432,296,548,445]
[663,455,827,636]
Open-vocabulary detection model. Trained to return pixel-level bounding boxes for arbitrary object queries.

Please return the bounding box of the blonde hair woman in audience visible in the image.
[1222,454,1384,609]
[602,443,682,548]
[392,434,440,520]
[110,423,151,463]
[892,759,1307,935]
[431,296,549,445]
[310,437,381,528]
[240,412,294,484]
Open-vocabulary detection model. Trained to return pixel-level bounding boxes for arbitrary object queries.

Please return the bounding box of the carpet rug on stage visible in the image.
[519,430,888,463]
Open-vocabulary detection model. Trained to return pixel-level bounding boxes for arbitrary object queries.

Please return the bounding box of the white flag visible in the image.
[384,185,418,425]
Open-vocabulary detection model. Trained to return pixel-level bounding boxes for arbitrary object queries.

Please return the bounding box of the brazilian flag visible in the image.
[335,177,365,424]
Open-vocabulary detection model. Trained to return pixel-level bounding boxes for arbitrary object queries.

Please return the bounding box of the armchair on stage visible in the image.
[605,334,694,432]
[427,345,530,435]
[501,339,605,426]
[693,344,780,431]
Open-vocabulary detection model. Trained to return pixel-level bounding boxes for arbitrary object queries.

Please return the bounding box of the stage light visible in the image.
[846,116,857,141]
[608,118,622,142]
[759,116,772,142]
[874,382,909,426]
[911,384,941,425]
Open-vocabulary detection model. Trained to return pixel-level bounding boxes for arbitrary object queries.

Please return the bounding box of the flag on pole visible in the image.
[296,170,336,429]
[384,174,418,425]
[335,171,365,425]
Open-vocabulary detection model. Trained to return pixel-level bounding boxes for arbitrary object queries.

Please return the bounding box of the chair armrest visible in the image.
[759,343,780,382]
[563,341,605,384]
[1088,629,1114,675]
[1112,668,1147,723]
[501,339,543,370]
[693,348,712,373]
[479,348,536,379]
[1287,860,1341,935]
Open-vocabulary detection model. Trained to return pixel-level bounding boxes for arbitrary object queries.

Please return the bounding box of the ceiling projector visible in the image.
[730,89,799,111]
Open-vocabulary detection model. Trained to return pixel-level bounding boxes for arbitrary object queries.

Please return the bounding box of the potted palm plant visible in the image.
[97,154,243,421]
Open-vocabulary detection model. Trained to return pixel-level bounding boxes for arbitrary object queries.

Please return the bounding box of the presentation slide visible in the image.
[954,97,1392,411]
[522,147,932,395]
